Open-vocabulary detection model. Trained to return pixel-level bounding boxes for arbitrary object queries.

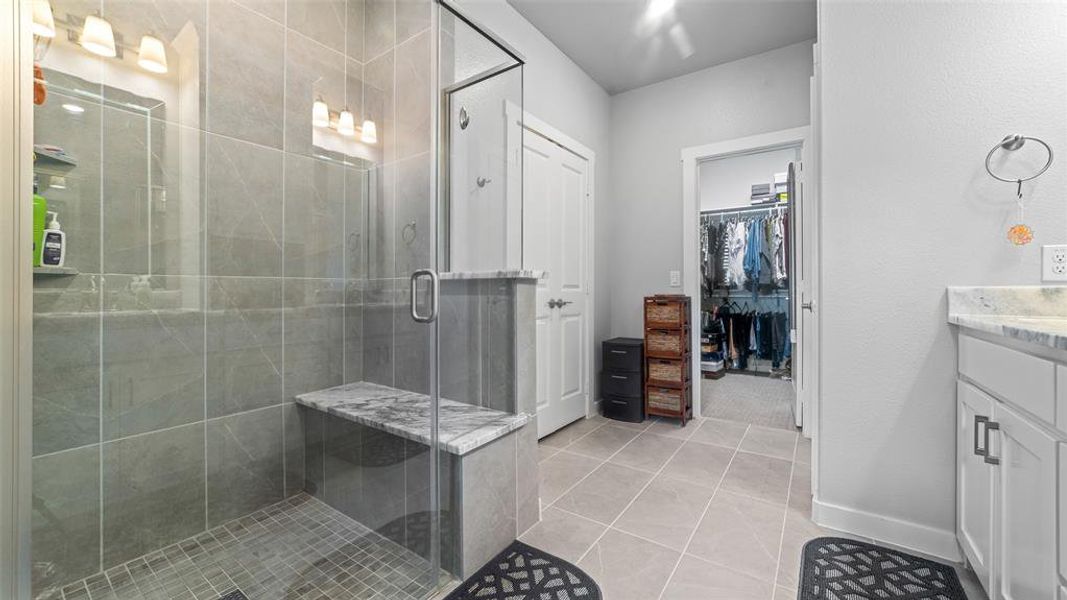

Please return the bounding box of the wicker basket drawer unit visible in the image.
[646,385,691,415]
[644,296,690,329]
[645,329,689,358]
[643,294,693,426]
[646,358,690,388]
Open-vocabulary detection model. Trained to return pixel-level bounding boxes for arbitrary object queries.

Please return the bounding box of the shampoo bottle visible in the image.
[32,181,47,267]
[41,211,66,267]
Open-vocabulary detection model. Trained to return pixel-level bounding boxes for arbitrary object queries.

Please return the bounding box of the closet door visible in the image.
[522,128,590,438]
[992,402,1058,600]
[957,381,995,594]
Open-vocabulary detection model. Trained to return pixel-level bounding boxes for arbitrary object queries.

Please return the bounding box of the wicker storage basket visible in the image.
[646,386,688,413]
[644,297,688,329]
[646,358,689,388]
[646,329,687,357]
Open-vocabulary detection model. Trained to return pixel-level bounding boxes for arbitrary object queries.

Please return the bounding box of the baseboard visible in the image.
[812,497,962,563]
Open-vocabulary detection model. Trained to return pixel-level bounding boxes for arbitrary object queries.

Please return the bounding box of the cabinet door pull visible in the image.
[610,350,627,354]
[983,421,1001,465]
[973,415,988,456]
[610,375,628,380]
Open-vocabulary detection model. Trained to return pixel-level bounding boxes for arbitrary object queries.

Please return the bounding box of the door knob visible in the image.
[801,301,815,312]
[547,299,559,309]
[556,299,573,307]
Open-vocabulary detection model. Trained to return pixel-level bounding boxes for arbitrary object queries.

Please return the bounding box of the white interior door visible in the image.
[522,128,589,438]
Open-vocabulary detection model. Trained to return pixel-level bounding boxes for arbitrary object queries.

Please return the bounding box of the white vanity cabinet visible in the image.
[956,333,1064,600]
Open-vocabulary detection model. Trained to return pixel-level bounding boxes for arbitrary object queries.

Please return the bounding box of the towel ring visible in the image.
[985,134,1054,186]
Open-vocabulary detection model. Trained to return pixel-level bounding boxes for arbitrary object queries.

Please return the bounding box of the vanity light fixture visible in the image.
[337,108,356,137]
[32,0,56,38]
[360,119,378,144]
[80,13,117,57]
[312,98,330,128]
[61,103,85,114]
[137,34,168,74]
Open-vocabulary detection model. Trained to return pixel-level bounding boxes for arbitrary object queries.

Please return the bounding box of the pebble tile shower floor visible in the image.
[38,494,441,600]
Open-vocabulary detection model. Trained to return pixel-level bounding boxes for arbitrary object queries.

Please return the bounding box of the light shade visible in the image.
[360,120,377,144]
[312,98,330,128]
[32,0,55,38]
[337,109,356,137]
[80,14,117,57]
[137,35,168,74]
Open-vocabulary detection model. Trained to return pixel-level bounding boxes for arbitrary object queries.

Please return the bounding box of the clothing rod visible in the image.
[701,203,789,215]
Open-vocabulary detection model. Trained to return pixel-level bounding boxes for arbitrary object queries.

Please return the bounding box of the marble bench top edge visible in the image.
[295,381,531,456]
[439,270,545,281]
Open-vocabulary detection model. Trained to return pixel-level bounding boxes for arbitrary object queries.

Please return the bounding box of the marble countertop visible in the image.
[295,381,530,456]
[440,270,545,281]
[947,286,1067,351]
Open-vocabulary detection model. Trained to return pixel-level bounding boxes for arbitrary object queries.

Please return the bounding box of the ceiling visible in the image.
[506,0,816,94]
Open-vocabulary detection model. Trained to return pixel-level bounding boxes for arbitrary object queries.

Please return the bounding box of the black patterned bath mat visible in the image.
[444,540,601,600]
[799,537,967,600]
[217,590,248,600]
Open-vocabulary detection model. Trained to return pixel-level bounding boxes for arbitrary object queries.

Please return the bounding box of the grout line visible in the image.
[566,420,716,568]
[653,423,749,600]
[771,432,802,594]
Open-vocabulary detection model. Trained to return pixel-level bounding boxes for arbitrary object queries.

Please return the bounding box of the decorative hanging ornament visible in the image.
[1007,223,1033,246]
[1007,179,1034,246]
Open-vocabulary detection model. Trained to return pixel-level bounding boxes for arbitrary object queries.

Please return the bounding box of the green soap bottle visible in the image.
[33,180,47,268]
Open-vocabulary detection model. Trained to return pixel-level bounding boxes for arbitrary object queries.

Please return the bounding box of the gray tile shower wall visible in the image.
[29,0,410,594]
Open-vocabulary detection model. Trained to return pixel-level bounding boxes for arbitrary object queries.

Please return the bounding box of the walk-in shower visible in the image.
[23,0,530,598]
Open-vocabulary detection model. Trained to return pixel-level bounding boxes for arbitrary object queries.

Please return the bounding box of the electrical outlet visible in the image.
[1042,245,1067,282]
[669,270,681,287]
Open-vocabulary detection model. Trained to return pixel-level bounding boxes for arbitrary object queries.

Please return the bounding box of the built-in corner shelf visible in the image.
[33,266,79,277]
[33,146,78,174]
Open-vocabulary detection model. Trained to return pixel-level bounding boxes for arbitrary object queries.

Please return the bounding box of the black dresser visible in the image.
[601,337,645,423]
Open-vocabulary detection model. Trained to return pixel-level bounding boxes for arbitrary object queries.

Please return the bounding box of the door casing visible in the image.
[506,103,597,438]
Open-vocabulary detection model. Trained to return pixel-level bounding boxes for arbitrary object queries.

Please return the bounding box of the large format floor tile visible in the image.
[661,555,773,600]
[577,529,680,600]
[518,507,606,563]
[614,475,715,551]
[608,432,683,472]
[565,425,639,460]
[687,490,786,579]
[552,463,652,524]
[538,450,603,506]
[537,410,986,600]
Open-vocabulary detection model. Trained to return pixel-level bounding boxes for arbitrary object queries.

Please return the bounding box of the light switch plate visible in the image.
[669,270,681,287]
[1042,245,1067,282]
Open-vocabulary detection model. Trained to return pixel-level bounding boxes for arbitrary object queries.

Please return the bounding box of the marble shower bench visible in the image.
[294,275,541,579]
[295,381,530,455]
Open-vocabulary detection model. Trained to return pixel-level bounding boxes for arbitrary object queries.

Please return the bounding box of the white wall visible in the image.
[608,40,814,337]
[817,1,1067,558]
[699,147,798,211]
[452,0,613,399]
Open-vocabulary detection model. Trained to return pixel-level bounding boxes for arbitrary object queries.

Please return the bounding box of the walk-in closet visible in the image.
[698,146,801,430]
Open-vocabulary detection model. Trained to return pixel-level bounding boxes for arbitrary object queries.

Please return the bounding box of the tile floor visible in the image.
[524,413,987,600]
[41,494,440,600]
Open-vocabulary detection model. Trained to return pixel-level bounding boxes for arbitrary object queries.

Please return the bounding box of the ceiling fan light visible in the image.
[137,34,169,73]
[646,0,674,19]
[80,14,117,57]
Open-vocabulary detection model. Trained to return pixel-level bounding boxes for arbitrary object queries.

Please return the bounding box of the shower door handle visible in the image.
[410,269,439,323]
